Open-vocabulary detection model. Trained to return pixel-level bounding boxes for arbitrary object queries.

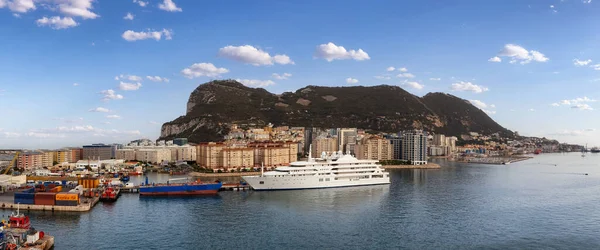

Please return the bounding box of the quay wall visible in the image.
[0,197,99,212]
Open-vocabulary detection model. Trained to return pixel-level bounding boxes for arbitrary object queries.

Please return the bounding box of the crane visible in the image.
[3,152,19,175]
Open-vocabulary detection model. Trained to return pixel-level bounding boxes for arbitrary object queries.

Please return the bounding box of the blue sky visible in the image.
[1,0,599,149]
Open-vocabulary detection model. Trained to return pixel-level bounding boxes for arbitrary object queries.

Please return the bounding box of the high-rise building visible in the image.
[355,136,392,160]
[445,136,458,153]
[17,152,43,170]
[401,130,428,165]
[83,144,113,160]
[337,128,358,153]
[432,134,446,147]
[312,136,338,157]
[389,138,403,160]
[69,148,83,163]
[196,142,297,169]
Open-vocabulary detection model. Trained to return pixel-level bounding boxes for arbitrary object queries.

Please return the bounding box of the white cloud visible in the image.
[122,29,173,41]
[124,12,134,20]
[73,83,79,86]
[397,67,408,72]
[149,121,159,125]
[106,115,121,119]
[218,45,294,66]
[3,132,21,138]
[158,0,181,12]
[469,100,488,109]
[181,63,229,78]
[583,0,592,3]
[386,67,395,72]
[272,73,292,80]
[273,55,294,65]
[554,96,597,107]
[591,64,600,70]
[488,56,502,62]
[571,104,594,110]
[490,104,496,108]
[146,76,169,82]
[573,59,592,66]
[89,107,110,113]
[495,44,549,64]
[119,82,142,91]
[401,81,424,90]
[397,73,415,78]
[451,81,489,93]
[345,78,359,84]
[36,16,78,29]
[550,129,595,136]
[375,75,391,80]
[429,78,441,81]
[550,5,554,8]
[100,89,124,101]
[115,74,143,82]
[314,42,370,62]
[2,0,36,13]
[529,108,536,112]
[236,79,276,88]
[133,0,147,7]
[58,0,99,19]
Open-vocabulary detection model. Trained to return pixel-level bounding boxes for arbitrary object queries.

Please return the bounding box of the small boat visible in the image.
[100,186,120,202]
[120,176,130,182]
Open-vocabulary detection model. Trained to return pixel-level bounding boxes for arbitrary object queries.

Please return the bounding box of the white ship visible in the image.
[242,149,390,191]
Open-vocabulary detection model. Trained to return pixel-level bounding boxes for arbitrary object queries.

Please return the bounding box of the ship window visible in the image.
[326,178,330,181]
[319,178,323,182]
[259,181,264,184]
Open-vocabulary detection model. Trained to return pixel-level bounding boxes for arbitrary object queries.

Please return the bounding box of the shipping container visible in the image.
[14,198,35,205]
[34,193,56,206]
[18,188,35,193]
[47,184,56,189]
[55,200,78,206]
[55,193,79,202]
[15,192,35,200]
[78,178,99,189]
[49,186,62,193]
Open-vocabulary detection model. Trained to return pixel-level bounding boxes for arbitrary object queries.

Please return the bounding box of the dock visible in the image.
[0,196,99,212]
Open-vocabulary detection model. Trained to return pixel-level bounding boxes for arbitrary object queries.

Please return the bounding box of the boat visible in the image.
[120,175,130,182]
[242,148,390,191]
[100,186,120,202]
[139,177,222,196]
[534,149,542,155]
[1,205,55,250]
[590,147,600,153]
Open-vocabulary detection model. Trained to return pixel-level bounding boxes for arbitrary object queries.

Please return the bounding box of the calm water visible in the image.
[8,153,600,249]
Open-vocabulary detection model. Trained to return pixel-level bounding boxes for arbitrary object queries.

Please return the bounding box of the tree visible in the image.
[52,161,59,166]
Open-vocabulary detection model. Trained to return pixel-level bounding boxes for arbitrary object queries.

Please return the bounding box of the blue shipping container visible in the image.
[18,188,35,193]
[13,198,34,205]
[14,192,35,200]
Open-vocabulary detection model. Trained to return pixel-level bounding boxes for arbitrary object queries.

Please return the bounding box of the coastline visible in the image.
[383,163,441,169]
[454,156,533,165]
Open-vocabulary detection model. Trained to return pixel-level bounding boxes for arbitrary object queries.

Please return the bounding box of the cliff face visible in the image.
[160,80,512,142]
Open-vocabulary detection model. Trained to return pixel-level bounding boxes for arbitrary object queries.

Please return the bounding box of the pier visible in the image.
[0,196,99,212]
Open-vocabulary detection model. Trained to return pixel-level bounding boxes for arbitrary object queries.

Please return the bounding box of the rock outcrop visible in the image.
[160,80,512,143]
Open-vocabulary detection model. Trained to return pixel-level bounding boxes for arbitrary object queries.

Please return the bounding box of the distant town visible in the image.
[0,123,586,176]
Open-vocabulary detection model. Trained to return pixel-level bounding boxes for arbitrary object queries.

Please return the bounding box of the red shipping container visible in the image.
[34,193,56,206]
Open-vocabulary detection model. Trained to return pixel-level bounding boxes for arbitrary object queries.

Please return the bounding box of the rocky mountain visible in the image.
[160,80,513,143]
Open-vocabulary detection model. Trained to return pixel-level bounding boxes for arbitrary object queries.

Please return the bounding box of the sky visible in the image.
[0,0,600,149]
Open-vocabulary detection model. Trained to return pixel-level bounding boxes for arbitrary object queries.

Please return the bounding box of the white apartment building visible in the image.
[402,130,428,165]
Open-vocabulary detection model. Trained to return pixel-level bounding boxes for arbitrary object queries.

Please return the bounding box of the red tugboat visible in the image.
[2,205,55,249]
[100,186,120,202]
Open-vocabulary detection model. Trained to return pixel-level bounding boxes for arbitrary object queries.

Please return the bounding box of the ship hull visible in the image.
[242,176,390,191]
[139,183,222,196]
